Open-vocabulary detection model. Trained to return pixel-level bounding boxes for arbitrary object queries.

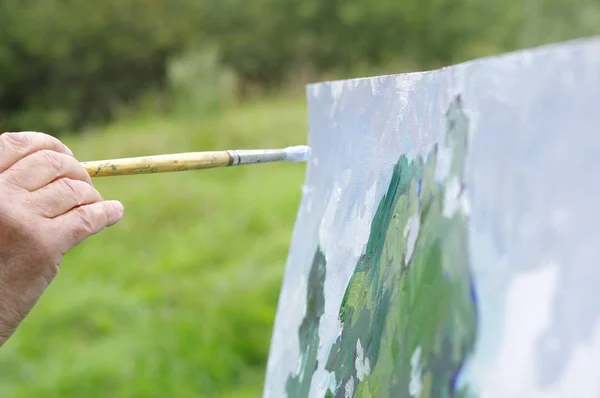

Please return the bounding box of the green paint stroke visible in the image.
[286,248,327,397]
[285,95,478,397]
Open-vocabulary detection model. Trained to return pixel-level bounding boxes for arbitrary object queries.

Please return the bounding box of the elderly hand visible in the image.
[0,132,124,345]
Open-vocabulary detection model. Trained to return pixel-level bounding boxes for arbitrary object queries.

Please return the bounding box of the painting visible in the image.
[264,36,600,398]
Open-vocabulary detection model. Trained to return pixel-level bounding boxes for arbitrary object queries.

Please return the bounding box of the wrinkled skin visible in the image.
[0,131,124,345]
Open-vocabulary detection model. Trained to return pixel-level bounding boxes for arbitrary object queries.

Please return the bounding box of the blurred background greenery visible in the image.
[0,0,598,396]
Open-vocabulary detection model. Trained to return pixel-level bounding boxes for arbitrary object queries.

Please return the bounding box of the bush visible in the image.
[0,0,201,133]
[166,46,237,117]
[1,0,599,133]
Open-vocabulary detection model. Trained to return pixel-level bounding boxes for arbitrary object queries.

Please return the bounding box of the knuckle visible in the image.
[37,149,64,173]
[58,178,82,204]
[0,132,31,154]
[73,206,97,235]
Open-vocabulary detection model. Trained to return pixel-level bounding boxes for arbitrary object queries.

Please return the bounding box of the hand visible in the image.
[0,132,124,345]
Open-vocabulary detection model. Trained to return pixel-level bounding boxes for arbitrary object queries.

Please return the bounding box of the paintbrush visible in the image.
[81,145,311,177]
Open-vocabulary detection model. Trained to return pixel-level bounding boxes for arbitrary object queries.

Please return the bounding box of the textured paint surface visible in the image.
[265,37,600,397]
[321,96,476,398]
[286,248,327,397]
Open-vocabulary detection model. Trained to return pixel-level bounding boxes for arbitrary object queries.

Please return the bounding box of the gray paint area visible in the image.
[264,37,600,397]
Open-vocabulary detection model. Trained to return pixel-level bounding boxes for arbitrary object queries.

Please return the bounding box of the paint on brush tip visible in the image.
[284,145,311,162]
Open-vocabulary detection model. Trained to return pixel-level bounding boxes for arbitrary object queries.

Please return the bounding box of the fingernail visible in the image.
[115,201,124,217]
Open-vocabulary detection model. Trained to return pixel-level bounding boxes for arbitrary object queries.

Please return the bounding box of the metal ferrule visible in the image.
[226,149,287,166]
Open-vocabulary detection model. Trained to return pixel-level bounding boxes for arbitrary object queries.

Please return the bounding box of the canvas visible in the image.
[264,37,600,397]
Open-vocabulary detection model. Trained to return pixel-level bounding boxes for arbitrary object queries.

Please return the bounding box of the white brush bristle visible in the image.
[284,145,311,162]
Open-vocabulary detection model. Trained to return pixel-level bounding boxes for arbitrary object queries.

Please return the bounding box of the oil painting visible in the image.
[265,37,600,397]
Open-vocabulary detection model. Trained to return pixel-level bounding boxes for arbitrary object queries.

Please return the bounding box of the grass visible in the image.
[0,94,308,397]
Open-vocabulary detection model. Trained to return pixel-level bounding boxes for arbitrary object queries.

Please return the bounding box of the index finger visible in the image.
[0,132,74,173]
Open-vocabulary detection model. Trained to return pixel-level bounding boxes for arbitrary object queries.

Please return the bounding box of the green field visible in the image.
[0,95,307,397]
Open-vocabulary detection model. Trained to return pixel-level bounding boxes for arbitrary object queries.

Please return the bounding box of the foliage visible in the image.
[2,0,600,132]
[0,0,201,132]
[200,0,600,88]
[166,46,237,117]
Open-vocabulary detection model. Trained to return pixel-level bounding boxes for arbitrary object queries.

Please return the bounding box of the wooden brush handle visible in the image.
[82,151,232,177]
